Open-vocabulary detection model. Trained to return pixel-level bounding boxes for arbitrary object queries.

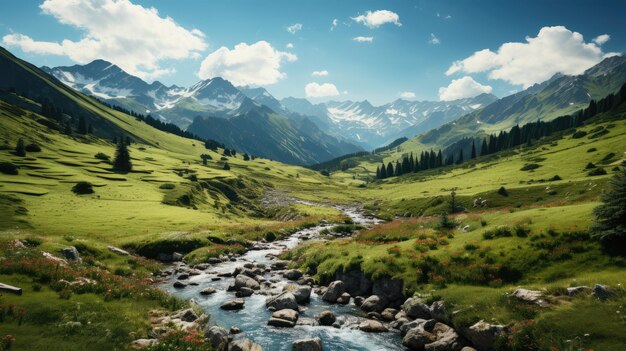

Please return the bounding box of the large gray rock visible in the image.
[107,246,130,256]
[266,292,299,311]
[403,297,431,319]
[361,295,387,313]
[403,325,435,350]
[131,339,157,349]
[268,309,299,328]
[60,246,81,262]
[316,310,336,326]
[283,284,312,304]
[336,270,373,296]
[236,287,254,297]
[322,280,345,302]
[359,319,388,333]
[592,284,614,301]
[566,286,590,297]
[205,326,229,351]
[234,275,260,290]
[283,269,303,281]
[372,278,404,307]
[425,322,464,351]
[381,308,398,321]
[200,287,217,295]
[221,299,245,310]
[430,301,451,324]
[271,260,289,270]
[292,337,322,351]
[512,288,548,307]
[461,320,505,351]
[179,308,198,322]
[337,292,351,304]
[228,338,262,351]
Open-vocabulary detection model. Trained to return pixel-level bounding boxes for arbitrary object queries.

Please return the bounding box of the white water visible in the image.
[162,205,403,350]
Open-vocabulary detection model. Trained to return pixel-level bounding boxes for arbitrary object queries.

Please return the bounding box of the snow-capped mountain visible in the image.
[282,94,498,149]
[43,60,254,127]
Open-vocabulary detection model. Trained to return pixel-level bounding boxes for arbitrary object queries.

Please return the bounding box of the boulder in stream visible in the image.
[220,299,245,310]
[292,337,322,351]
[322,280,345,302]
[266,292,299,311]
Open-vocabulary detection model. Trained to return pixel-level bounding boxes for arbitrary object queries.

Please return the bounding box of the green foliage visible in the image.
[0,162,18,175]
[592,168,626,255]
[588,167,607,176]
[94,152,110,161]
[159,183,176,190]
[571,130,587,139]
[520,163,541,171]
[24,143,41,152]
[498,186,509,196]
[71,182,94,195]
[14,138,25,157]
[112,139,132,173]
[483,226,513,240]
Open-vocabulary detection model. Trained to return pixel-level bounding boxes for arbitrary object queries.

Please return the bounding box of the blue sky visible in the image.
[1,0,625,104]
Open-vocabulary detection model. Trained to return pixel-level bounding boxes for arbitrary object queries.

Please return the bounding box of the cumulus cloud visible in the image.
[287,23,302,34]
[352,10,401,28]
[445,26,612,87]
[593,34,610,45]
[353,36,374,43]
[438,76,493,101]
[429,33,440,45]
[400,91,416,99]
[286,43,294,49]
[1,0,206,80]
[312,70,329,77]
[305,82,340,98]
[331,18,338,30]
[198,41,297,86]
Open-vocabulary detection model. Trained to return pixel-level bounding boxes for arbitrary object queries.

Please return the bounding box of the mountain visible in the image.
[281,94,498,149]
[187,105,362,165]
[41,59,362,165]
[417,54,626,148]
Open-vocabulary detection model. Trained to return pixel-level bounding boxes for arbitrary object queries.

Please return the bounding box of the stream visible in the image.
[161,205,404,350]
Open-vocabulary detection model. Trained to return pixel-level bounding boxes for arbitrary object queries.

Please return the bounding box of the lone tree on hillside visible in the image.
[591,166,626,255]
[223,162,231,170]
[113,138,132,173]
[14,138,25,157]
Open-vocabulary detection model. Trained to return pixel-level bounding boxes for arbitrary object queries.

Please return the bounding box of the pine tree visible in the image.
[87,124,93,134]
[243,153,250,161]
[77,116,88,134]
[480,139,488,156]
[456,149,464,164]
[64,122,72,135]
[375,166,380,179]
[223,162,231,170]
[379,163,387,179]
[591,167,626,255]
[395,161,402,176]
[436,150,443,167]
[113,138,132,173]
[14,138,25,157]
[386,162,394,178]
[471,140,477,159]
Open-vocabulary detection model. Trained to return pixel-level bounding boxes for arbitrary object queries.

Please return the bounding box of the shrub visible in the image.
[0,162,18,175]
[14,138,25,157]
[71,181,94,194]
[548,175,562,181]
[520,163,541,171]
[24,143,41,152]
[514,225,531,237]
[571,130,587,139]
[483,226,512,240]
[320,169,330,176]
[497,186,508,196]
[23,237,42,247]
[588,167,607,176]
[436,212,456,230]
[587,147,597,152]
[223,162,230,170]
[264,231,277,242]
[94,152,110,161]
[159,183,175,189]
[585,162,596,169]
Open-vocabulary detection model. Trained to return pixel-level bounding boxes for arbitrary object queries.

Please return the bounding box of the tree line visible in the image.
[377,81,626,180]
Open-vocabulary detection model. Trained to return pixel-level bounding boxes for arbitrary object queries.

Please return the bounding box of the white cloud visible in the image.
[438,76,493,101]
[286,43,294,49]
[331,18,338,30]
[593,34,610,45]
[352,10,401,28]
[305,82,340,98]
[198,41,297,86]
[1,0,206,80]
[400,91,416,99]
[312,70,329,77]
[287,23,302,34]
[353,36,373,43]
[445,26,612,88]
[429,33,440,45]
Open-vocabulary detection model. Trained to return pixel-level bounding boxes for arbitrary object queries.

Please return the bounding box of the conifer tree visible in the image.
[113,138,132,173]
[480,138,488,156]
[456,149,464,164]
[379,163,387,179]
[375,166,380,179]
[591,166,626,255]
[386,162,394,178]
[471,140,477,159]
[223,162,231,170]
[14,138,25,157]
[77,116,88,134]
